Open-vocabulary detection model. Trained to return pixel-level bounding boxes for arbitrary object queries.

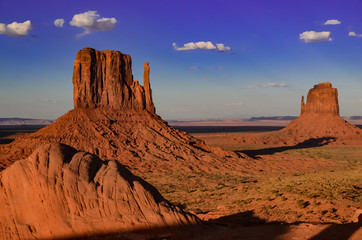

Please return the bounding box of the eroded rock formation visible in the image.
[228,82,362,146]
[300,82,339,116]
[0,47,249,173]
[283,82,361,139]
[73,47,155,112]
[0,143,198,239]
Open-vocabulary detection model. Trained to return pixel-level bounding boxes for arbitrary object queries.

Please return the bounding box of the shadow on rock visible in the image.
[53,211,291,240]
[309,223,362,240]
[237,137,336,158]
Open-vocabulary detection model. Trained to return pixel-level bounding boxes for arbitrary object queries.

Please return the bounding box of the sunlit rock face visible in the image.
[0,143,198,239]
[231,82,362,146]
[73,47,155,113]
[283,82,361,140]
[300,82,339,116]
[1,47,247,174]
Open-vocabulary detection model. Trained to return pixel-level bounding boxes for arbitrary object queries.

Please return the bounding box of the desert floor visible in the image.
[1,128,362,239]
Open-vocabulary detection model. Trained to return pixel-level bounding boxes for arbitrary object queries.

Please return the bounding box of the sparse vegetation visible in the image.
[138,135,362,224]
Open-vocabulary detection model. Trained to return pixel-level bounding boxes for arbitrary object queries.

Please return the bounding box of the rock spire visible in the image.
[73,47,155,113]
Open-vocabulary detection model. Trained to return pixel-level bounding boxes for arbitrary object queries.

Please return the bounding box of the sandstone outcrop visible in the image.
[0,48,249,173]
[300,82,339,116]
[228,82,362,146]
[283,82,361,139]
[73,47,155,112]
[0,143,198,239]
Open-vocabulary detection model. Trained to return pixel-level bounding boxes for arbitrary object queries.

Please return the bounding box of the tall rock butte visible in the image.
[300,82,339,116]
[73,47,155,112]
[230,82,362,146]
[283,82,361,140]
[0,47,249,173]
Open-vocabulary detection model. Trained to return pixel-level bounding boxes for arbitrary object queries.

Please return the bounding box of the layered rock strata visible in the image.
[300,82,339,116]
[0,143,198,239]
[73,47,155,112]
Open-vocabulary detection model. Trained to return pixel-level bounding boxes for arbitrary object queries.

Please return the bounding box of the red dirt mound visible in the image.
[0,143,198,239]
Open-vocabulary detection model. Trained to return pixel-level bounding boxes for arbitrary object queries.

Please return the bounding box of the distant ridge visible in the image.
[247,116,297,121]
[0,118,54,126]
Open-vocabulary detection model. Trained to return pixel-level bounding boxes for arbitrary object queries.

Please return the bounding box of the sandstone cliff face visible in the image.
[0,143,198,239]
[300,82,339,116]
[73,47,155,112]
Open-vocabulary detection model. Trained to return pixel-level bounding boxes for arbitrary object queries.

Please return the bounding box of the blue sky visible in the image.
[1,0,362,120]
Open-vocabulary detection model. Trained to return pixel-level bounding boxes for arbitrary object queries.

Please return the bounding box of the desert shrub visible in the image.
[328,208,337,213]
[265,205,273,210]
[297,199,310,208]
[272,190,282,197]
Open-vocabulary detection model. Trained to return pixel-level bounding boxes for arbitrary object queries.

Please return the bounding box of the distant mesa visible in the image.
[232,82,362,145]
[0,143,198,239]
[0,118,53,126]
[283,82,361,140]
[0,47,248,173]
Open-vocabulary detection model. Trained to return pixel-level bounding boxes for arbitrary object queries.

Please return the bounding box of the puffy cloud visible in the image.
[324,19,341,25]
[216,43,231,52]
[0,20,33,37]
[54,19,65,27]
[70,10,117,37]
[173,41,231,52]
[349,31,362,37]
[299,31,332,43]
[258,83,291,88]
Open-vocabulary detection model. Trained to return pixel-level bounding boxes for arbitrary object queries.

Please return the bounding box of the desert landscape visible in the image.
[1,1,362,239]
[0,47,361,239]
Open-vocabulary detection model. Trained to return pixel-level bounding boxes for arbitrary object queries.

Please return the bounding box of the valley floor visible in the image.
[2,127,362,239]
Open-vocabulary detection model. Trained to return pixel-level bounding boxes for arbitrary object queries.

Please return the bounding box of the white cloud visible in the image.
[70,10,117,37]
[173,41,231,52]
[54,19,65,27]
[349,31,362,37]
[0,20,33,37]
[299,31,332,43]
[324,19,341,25]
[258,83,291,88]
[216,43,231,52]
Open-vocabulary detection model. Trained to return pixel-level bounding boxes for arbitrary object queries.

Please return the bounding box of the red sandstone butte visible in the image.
[0,48,249,173]
[300,82,339,116]
[283,82,361,140]
[73,47,155,112]
[229,82,362,146]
